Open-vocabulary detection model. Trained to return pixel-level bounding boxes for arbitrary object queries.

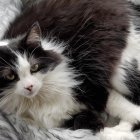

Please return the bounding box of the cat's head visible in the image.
[0,22,64,100]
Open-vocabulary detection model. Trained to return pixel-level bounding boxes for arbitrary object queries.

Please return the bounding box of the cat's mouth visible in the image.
[23,89,39,98]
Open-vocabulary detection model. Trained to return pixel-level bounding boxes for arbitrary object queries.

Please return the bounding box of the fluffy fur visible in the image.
[0,31,84,129]
[0,0,130,132]
[1,0,140,140]
[102,4,140,139]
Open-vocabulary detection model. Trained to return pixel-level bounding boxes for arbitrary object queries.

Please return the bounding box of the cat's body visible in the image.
[2,0,129,128]
[0,0,139,140]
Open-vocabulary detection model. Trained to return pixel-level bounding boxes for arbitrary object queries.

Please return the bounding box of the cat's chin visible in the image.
[24,94,36,98]
[22,91,39,98]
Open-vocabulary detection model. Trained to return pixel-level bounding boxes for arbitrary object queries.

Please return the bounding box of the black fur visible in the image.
[0,47,18,95]
[63,110,104,132]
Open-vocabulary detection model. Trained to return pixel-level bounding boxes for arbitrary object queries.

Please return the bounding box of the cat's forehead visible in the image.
[15,54,31,76]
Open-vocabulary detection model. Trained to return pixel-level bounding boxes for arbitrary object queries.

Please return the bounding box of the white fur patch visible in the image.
[97,121,136,140]
[21,58,84,128]
[110,22,140,125]
[106,89,140,124]
[98,127,136,140]
[111,23,140,95]
[102,21,140,140]
[41,39,65,53]
[14,53,42,97]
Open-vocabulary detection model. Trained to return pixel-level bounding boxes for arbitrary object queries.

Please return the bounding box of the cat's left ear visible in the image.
[26,22,42,46]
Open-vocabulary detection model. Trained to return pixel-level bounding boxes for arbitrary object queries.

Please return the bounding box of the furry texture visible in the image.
[102,3,140,139]
[0,112,99,140]
[0,112,140,140]
[3,0,129,119]
[1,0,140,140]
[109,3,140,123]
[0,1,133,136]
[0,0,136,138]
[0,34,84,129]
[0,1,98,139]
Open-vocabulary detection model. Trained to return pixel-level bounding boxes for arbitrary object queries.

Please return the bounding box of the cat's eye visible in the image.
[31,64,39,72]
[6,74,15,81]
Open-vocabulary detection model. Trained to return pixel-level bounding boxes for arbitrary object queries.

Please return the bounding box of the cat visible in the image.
[0,1,97,140]
[0,0,138,139]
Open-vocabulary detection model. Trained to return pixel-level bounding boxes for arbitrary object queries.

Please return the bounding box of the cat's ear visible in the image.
[26,22,42,46]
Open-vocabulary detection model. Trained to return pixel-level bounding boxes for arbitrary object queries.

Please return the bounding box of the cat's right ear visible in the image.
[25,22,42,47]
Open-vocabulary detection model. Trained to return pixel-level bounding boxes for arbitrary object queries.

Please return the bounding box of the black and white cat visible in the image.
[0,0,139,139]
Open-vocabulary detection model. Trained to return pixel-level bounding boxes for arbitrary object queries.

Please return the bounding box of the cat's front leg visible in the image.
[63,110,104,132]
[107,89,140,124]
[101,89,140,140]
[73,110,104,132]
[97,121,136,140]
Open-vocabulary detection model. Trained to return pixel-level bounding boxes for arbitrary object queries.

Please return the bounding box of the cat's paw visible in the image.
[73,110,104,132]
[97,127,136,140]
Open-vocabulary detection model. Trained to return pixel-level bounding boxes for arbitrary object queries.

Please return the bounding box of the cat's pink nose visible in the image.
[25,85,33,92]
